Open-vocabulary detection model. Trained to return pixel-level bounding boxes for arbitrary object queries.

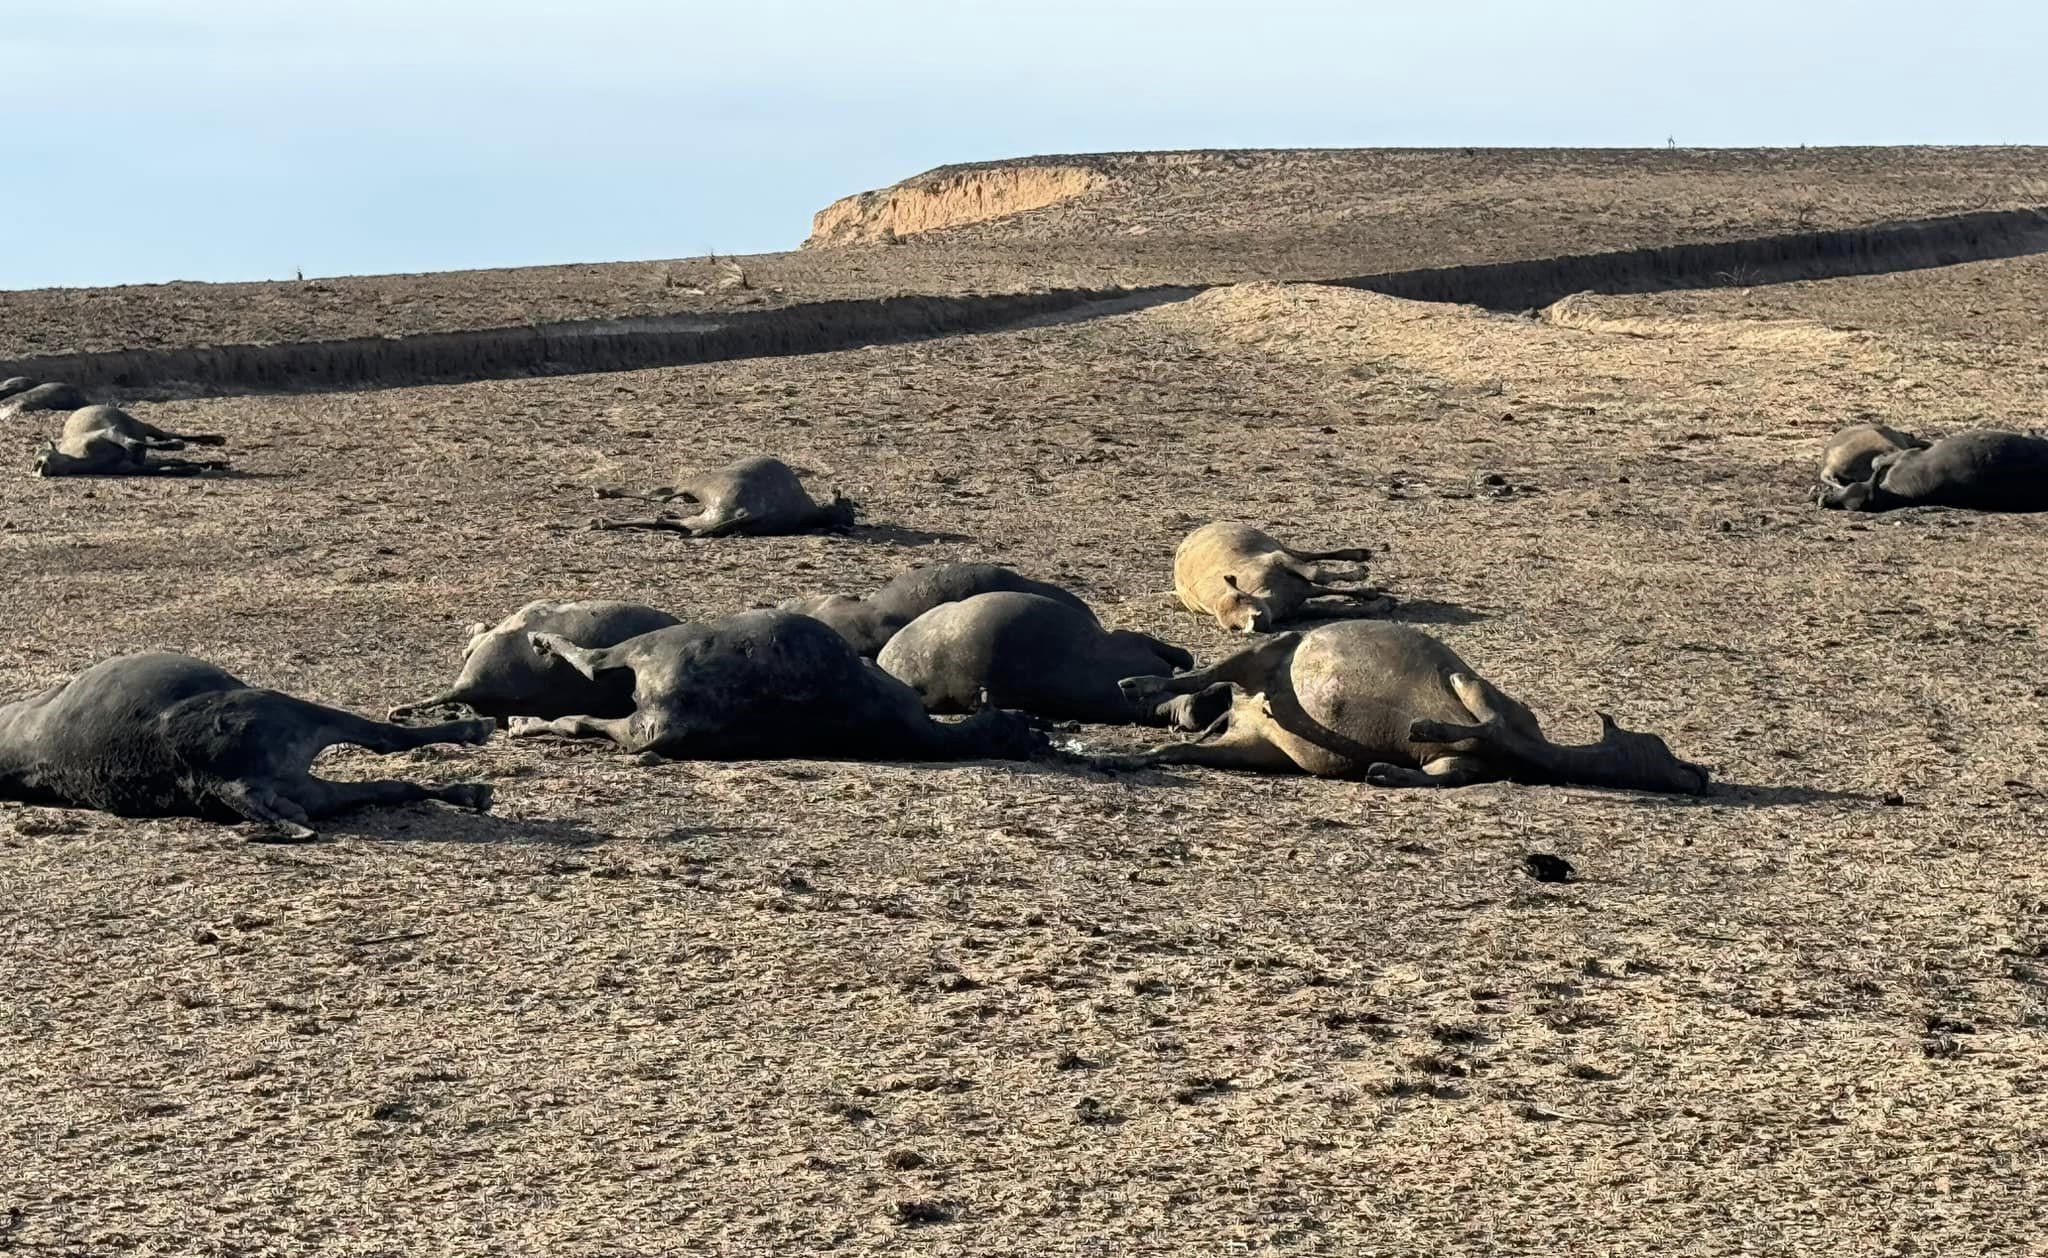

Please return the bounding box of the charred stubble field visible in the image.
[2,272,2047,1254]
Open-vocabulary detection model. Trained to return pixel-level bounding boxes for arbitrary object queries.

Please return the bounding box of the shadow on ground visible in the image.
[324,807,615,848]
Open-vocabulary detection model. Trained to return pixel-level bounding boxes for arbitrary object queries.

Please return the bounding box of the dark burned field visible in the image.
[3,263,2048,1254]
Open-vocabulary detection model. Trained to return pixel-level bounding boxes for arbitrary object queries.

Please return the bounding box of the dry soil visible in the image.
[4,249,2047,1253]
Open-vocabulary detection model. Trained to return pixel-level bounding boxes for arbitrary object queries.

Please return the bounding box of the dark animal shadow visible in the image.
[1391,599,1488,627]
[320,807,613,848]
[1633,781,1877,809]
[645,822,776,846]
[1015,749,1178,784]
[1293,598,1488,628]
[35,466,292,483]
[194,467,293,482]
[1047,752,1873,807]
[845,523,974,546]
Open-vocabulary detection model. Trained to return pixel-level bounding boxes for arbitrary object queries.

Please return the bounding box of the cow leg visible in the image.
[592,514,697,533]
[1282,544,1372,563]
[1096,705,1306,775]
[290,776,494,819]
[386,691,469,722]
[506,714,637,747]
[1298,587,1396,619]
[1815,479,1864,510]
[1405,673,1565,776]
[1133,633,1195,673]
[132,417,225,446]
[214,779,318,842]
[1364,755,1490,788]
[526,632,623,683]
[1155,682,1236,730]
[684,507,753,538]
[1118,632,1301,706]
[1281,555,1371,583]
[1306,579,1391,602]
[1816,478,1900,512]
[298,705,495,756]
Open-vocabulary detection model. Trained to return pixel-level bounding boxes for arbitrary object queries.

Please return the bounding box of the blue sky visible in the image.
[3,0,2042,290]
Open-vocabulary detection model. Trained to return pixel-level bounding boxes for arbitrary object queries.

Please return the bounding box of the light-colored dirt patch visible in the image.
[807,165,1107,246]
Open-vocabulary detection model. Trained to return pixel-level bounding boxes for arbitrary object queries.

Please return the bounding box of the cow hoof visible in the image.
[1117,675,1167,702]
[458,718,496,745]
[248,822,320,844]
[445,783,494,813]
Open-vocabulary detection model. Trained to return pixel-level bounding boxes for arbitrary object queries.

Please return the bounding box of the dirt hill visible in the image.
[5,148,2044,360]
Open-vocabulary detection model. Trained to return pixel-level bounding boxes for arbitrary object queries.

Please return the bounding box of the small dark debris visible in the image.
[1429,1024,1487,1046]
[1923,1033,1964,1059]
[1173,1074,1235,1104]
[891,1200,955,1226]
[1074,1096,1125,1125]
[1524,853,1575,883]
[1407,1053,1469,1078]
[886,1149,930,1171]
[1924,1015,1977,1035]
[1882,792,1906,807]
[1054,1051,1098,1071]
[229,912,274,931]
[190,926,220,946]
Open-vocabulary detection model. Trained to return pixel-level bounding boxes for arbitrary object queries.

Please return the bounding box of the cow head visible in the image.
[1215,574,1274,634]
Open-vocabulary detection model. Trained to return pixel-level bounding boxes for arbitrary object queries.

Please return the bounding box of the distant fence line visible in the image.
[6,206,2044,398]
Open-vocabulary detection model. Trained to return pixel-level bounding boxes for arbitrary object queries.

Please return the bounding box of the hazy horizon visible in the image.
[7,0,2044,291]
